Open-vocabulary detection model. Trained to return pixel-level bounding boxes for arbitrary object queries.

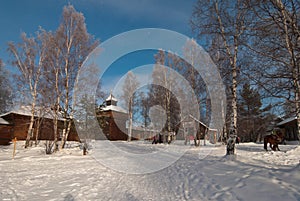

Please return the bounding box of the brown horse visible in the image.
[264,131,284,151]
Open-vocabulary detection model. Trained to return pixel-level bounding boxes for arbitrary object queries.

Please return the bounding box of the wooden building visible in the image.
[0,106,79,145]
[97,94,129,140]
[178,115,218,144]
[0,117,12,145]
[277,117,299,141]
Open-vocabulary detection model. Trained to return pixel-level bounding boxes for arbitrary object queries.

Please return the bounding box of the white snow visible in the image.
[106,94,118,102]
[0,105,65,120]
[0,141,299,201]
[101,105,127,113]
[0,117,9,125]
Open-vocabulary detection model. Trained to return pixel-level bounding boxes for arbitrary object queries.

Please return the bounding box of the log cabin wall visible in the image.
[0,113,80,144]
[0,125,13,145]
[97,110,129,140]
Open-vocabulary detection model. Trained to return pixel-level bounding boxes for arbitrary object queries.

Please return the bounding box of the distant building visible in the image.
[0,106,80,145]
[178,115,218,144]
[277,117,299,141]
[97,93,129,140]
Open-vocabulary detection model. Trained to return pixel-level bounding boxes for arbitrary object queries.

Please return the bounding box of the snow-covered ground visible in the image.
[0,140,299,201]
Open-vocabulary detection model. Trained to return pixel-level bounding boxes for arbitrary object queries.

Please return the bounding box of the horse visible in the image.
[263,131,284,151]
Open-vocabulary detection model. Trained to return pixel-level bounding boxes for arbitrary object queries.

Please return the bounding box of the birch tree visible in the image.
[55,5,99,149]
[121,71,140,141]
[183,39,209,124]
[8,29,49,148]
[246,0,300,143]
[150,50,181,143]
[191,0,250,141]
[41,32,63,152]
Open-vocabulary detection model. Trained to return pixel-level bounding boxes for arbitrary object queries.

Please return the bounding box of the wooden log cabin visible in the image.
[0,106,80,145]
[0,117,12,145]
[97,93,129,140]
[277,117,300,141]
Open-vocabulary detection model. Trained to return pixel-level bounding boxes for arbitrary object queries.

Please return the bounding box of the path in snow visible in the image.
[0,141,299,201]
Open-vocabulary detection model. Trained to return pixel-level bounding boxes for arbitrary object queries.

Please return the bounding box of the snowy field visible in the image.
[0,140,300,201]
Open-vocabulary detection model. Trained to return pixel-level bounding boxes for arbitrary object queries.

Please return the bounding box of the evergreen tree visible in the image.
[239,83,262,117]
[238,83,264,142]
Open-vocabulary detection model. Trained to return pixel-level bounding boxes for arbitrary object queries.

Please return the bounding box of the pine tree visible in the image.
[238,83,263,142]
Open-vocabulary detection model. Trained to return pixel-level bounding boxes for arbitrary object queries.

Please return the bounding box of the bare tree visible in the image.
[0,60,12,113]
[246,0,300,143]
[41,32,63,152]
[8,29,50,148]
[55,5,99,149]
[121,71,140,141]
[183,39,209,124]
[150,50,183,143]
[139,91,151,129]
[191,0,250,143]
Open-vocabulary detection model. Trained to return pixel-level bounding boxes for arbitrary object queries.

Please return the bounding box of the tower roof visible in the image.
[102,93,127,113]
[106,93,118,102]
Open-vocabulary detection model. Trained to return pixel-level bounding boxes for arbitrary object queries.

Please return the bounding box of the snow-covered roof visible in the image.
[102,105,127,113]
[0,117,10,125]
[0,106,65,120]
[277,117,297,126]
[106,94,118,102]
[180,114,210,128]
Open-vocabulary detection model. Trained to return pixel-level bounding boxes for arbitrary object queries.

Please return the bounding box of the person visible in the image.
[152,135,157,144]
[236,136,240,144]
[158,133,163,143]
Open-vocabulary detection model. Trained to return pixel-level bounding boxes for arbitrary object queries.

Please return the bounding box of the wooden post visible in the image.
[12,137,17,159]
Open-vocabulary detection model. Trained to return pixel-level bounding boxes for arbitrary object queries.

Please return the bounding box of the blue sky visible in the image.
[0,0,197,94]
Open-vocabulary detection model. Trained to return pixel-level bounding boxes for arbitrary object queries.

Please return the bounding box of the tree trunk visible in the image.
[128,98,133,141]
[53,114,58,152]
[54,70,60,151]
[25,103,36,148]
[226,135,236,155]
[167,92,171,144]
[128,112,132,141]
[60,89,69,149]
[295,87,300,144]
[35,117,43,146]
[230,33,239,137]
[53,102,60,152]
[64,120,72,146]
